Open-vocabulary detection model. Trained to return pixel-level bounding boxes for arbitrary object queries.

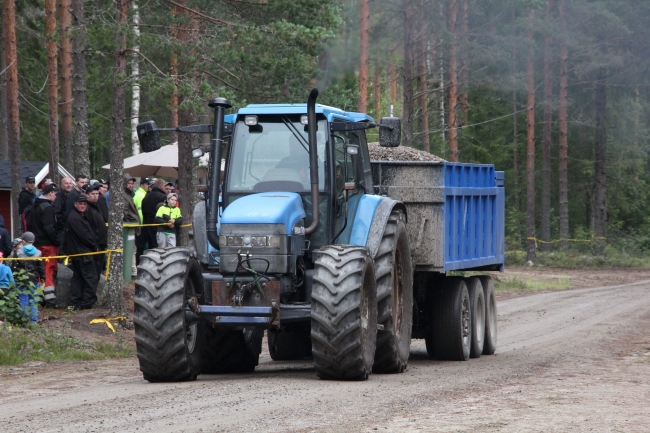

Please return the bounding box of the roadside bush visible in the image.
[0,270,43,326]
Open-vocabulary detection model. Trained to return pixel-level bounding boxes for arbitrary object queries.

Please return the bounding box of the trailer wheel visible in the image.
[269,326,312,361]
[311,245,378,380]
[373,211,413,373]
[465,277,485,358]
[134,247,203,382]
[200,327,262,374]
[479,276,497,355]
[425,278,471,361]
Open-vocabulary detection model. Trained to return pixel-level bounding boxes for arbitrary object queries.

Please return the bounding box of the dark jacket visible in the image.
[53,189,70,231]
[0,216,12,259]
[123,187,140,235]
[18,188,36,215]
[87,201,108,250]
[141,187,167,224]
[97,193,109,221]
[32,197,61,247]
[11,245,46,284]
[65,189,82,217]
[63,208,97,255]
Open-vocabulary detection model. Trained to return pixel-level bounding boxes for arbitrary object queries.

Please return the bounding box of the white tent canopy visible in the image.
[102,143,178,178]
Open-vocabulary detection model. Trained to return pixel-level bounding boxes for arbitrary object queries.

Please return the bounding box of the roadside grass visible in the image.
[505,249,650,268]
[493,276,571,294]
[0,324,134,366]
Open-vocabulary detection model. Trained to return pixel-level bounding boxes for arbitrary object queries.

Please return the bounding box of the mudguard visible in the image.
[347,195,407,259]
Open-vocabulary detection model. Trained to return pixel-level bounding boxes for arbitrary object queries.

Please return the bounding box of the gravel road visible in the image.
[2,279,650,433]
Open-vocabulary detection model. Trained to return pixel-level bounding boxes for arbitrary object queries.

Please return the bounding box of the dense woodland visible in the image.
[2,0,650,304]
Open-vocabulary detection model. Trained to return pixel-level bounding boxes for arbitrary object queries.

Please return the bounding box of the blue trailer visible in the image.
[133,89,505,382]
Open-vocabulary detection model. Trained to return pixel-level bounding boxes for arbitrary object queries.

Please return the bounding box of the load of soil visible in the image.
[368,142,446,162]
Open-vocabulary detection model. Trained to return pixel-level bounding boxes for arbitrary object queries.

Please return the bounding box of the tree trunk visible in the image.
[5,0,22,237]
[59,0,74,172]
[389,62,397,106]
[106,0,129,316]
[447,0,458,161]
[540,0,554,251]
[45,0,60,185]
[72,0,90,176]
[373,65,381,117]
[170,3,180,144]
[417,0,429,152]
[558,0,569,251]
[402,0,414,147]
[593,68,607,247]
[458,0,469,125]
[131,1,141,156]
[358,0,369,113]
[512,10,521,248]
[1,17,8,161]
[525,9,536,262]
[177,107,196,247]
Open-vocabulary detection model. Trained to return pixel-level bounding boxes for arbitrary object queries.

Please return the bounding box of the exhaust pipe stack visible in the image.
[304,88,320,236]
[206,97,231,251]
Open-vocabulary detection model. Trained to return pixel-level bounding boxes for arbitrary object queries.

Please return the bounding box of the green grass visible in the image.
[505,249,650,268]
[493,276,571,294]
[0,325,135,366]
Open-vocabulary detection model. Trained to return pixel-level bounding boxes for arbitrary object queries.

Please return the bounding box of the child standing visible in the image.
[154,193,183,248]
[0,252,15,295]
[12,232,46,321]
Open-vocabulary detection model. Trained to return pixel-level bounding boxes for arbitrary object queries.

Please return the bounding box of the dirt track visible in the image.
[2,277,650,432]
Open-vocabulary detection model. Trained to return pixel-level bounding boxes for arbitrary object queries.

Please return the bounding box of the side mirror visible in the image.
[379,117,401,148]
[137,120,161,152]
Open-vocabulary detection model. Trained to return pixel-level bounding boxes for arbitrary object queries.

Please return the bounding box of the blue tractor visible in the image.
[134,89,503,382]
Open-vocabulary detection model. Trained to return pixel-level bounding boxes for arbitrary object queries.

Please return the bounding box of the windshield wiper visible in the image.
[281,116,309,152]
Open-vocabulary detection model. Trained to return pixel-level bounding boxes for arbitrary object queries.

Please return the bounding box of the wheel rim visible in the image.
[186,323,198,353]
[392,244,404,337]
[476,294,484,344]
[184,275,198,354]
[487,292,496,337]
[461,292,470,347]
[360,264,372,361]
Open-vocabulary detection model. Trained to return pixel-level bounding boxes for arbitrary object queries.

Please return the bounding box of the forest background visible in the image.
[2,0,650,311]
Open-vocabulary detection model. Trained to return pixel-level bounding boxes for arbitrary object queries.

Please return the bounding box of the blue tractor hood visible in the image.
[220,192,306,235]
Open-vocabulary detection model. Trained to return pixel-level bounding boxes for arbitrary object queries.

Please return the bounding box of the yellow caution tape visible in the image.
[526,236,606,247]
[89,316,127,333]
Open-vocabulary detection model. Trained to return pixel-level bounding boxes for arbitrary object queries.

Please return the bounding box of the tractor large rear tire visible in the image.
[311,245,378,381]
[479,275,497,355]
[373,211,413,374]
[268,325,312,361]
[134,247,203,382]
[200,327,262,374]
[425,278,471,361]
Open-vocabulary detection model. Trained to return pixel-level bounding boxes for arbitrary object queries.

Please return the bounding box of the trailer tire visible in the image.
[199,327,261,374]
[479,276,497,355]
[268,325,312,361]
[311,245,377,380]
[425,278,471,361]
[466,277,485,358]
[373,212,413,374]
[134,247,203,382]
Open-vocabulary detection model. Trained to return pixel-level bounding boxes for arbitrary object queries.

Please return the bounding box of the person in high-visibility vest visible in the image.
[154,193,183,248]
[133,178,149,265]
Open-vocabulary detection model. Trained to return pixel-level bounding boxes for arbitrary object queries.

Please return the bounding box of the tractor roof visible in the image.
[227,103,375,124]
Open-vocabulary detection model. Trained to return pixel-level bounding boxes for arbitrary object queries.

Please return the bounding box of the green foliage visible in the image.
[0,325,135,366]
[0,269,43,326]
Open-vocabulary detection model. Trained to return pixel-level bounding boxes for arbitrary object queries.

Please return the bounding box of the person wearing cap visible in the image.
[140,178,167,257]
[18,176,37,215]
[99,179,110,206]
[133,178,149,265]
[63,194,99,310]
[11,231,47,314]
[83,183,108,279]
[31,183,61,306]
[0,215,12,259]
[66,174,90,217]
[154,193,183,248]
[164,182,173,195]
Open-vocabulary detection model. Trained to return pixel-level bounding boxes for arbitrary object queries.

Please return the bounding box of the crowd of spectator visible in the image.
[12,173,182,311]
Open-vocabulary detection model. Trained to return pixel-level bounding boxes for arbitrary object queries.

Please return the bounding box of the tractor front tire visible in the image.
[373,211,413,374]
[134,247,203,382]
[311,245,378,380]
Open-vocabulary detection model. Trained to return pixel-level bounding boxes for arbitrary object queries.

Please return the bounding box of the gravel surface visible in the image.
[368,142,446,162]
[1,273,650,432]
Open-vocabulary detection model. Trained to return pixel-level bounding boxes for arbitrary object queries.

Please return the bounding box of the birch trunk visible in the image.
[447,0,458,161]
[131,1,141,156]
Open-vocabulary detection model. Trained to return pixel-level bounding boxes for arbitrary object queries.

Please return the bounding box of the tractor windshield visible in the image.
[226,115,328,193]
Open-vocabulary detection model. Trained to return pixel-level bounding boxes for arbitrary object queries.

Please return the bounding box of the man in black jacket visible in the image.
[83,182,108,279]
[0,215,12,259]
[65,174,90,217]
[18,176,36,215]
[140,178,167,252]
[64,195,99,310]
[53,177,74,232]
[32,183,61,306]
